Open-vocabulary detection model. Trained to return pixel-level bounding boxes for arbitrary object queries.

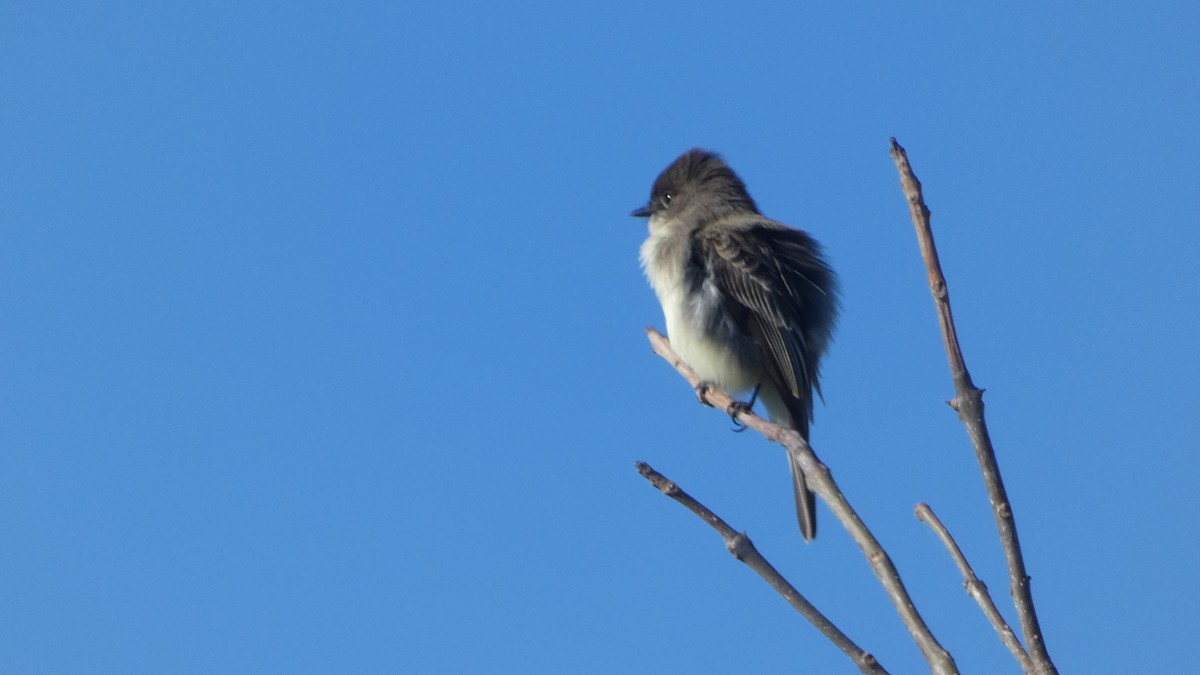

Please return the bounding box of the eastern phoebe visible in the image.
[634,149,838,542]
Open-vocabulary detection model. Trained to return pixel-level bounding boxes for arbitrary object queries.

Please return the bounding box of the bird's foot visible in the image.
[727,399,752,432]
[727,384,760,432]
[694,381,718,407]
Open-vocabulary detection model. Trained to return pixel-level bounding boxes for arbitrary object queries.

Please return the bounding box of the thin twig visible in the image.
[636,462,888,675]
[889,138,1057,675]
[915,503,1032,672]
[646,328,958,675]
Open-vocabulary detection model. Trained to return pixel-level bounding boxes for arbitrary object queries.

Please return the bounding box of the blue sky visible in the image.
[2,2,1197,673]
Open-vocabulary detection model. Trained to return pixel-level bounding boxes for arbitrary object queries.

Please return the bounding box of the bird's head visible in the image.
[632,149,759,229]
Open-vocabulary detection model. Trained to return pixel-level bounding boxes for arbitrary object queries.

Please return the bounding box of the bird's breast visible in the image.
[641,231,761,393]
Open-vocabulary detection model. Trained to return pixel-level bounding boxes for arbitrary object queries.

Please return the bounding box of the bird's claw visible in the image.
[727,399,753,432]
[696,381,760,432]
[728,383,760,432]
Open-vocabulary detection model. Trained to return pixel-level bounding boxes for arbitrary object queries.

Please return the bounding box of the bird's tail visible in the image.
[760,385,817,542]
[788,450,817,542]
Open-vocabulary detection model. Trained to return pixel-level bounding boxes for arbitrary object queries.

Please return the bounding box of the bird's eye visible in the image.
[660,193,674,208]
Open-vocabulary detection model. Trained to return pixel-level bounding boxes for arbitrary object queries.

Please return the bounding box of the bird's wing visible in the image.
[701,219,838,431]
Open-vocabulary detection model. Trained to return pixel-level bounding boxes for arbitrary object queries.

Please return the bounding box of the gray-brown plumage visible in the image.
[634,149,838,541]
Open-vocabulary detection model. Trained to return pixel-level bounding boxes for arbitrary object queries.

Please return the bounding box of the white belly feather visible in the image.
[641,228,760,394]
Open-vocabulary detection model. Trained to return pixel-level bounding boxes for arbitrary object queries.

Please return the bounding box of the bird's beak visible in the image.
[630,205,652,218]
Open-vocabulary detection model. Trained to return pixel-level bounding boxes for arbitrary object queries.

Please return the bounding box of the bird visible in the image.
[634,148,838,541]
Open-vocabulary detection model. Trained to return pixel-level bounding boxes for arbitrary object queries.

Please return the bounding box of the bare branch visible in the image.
[915,503,1032,672]
[636,462,888,675]
[889,138,1058,675]
[646,328,958,675]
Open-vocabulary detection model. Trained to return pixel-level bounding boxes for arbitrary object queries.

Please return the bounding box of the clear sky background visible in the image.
[2,2,1197,673]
